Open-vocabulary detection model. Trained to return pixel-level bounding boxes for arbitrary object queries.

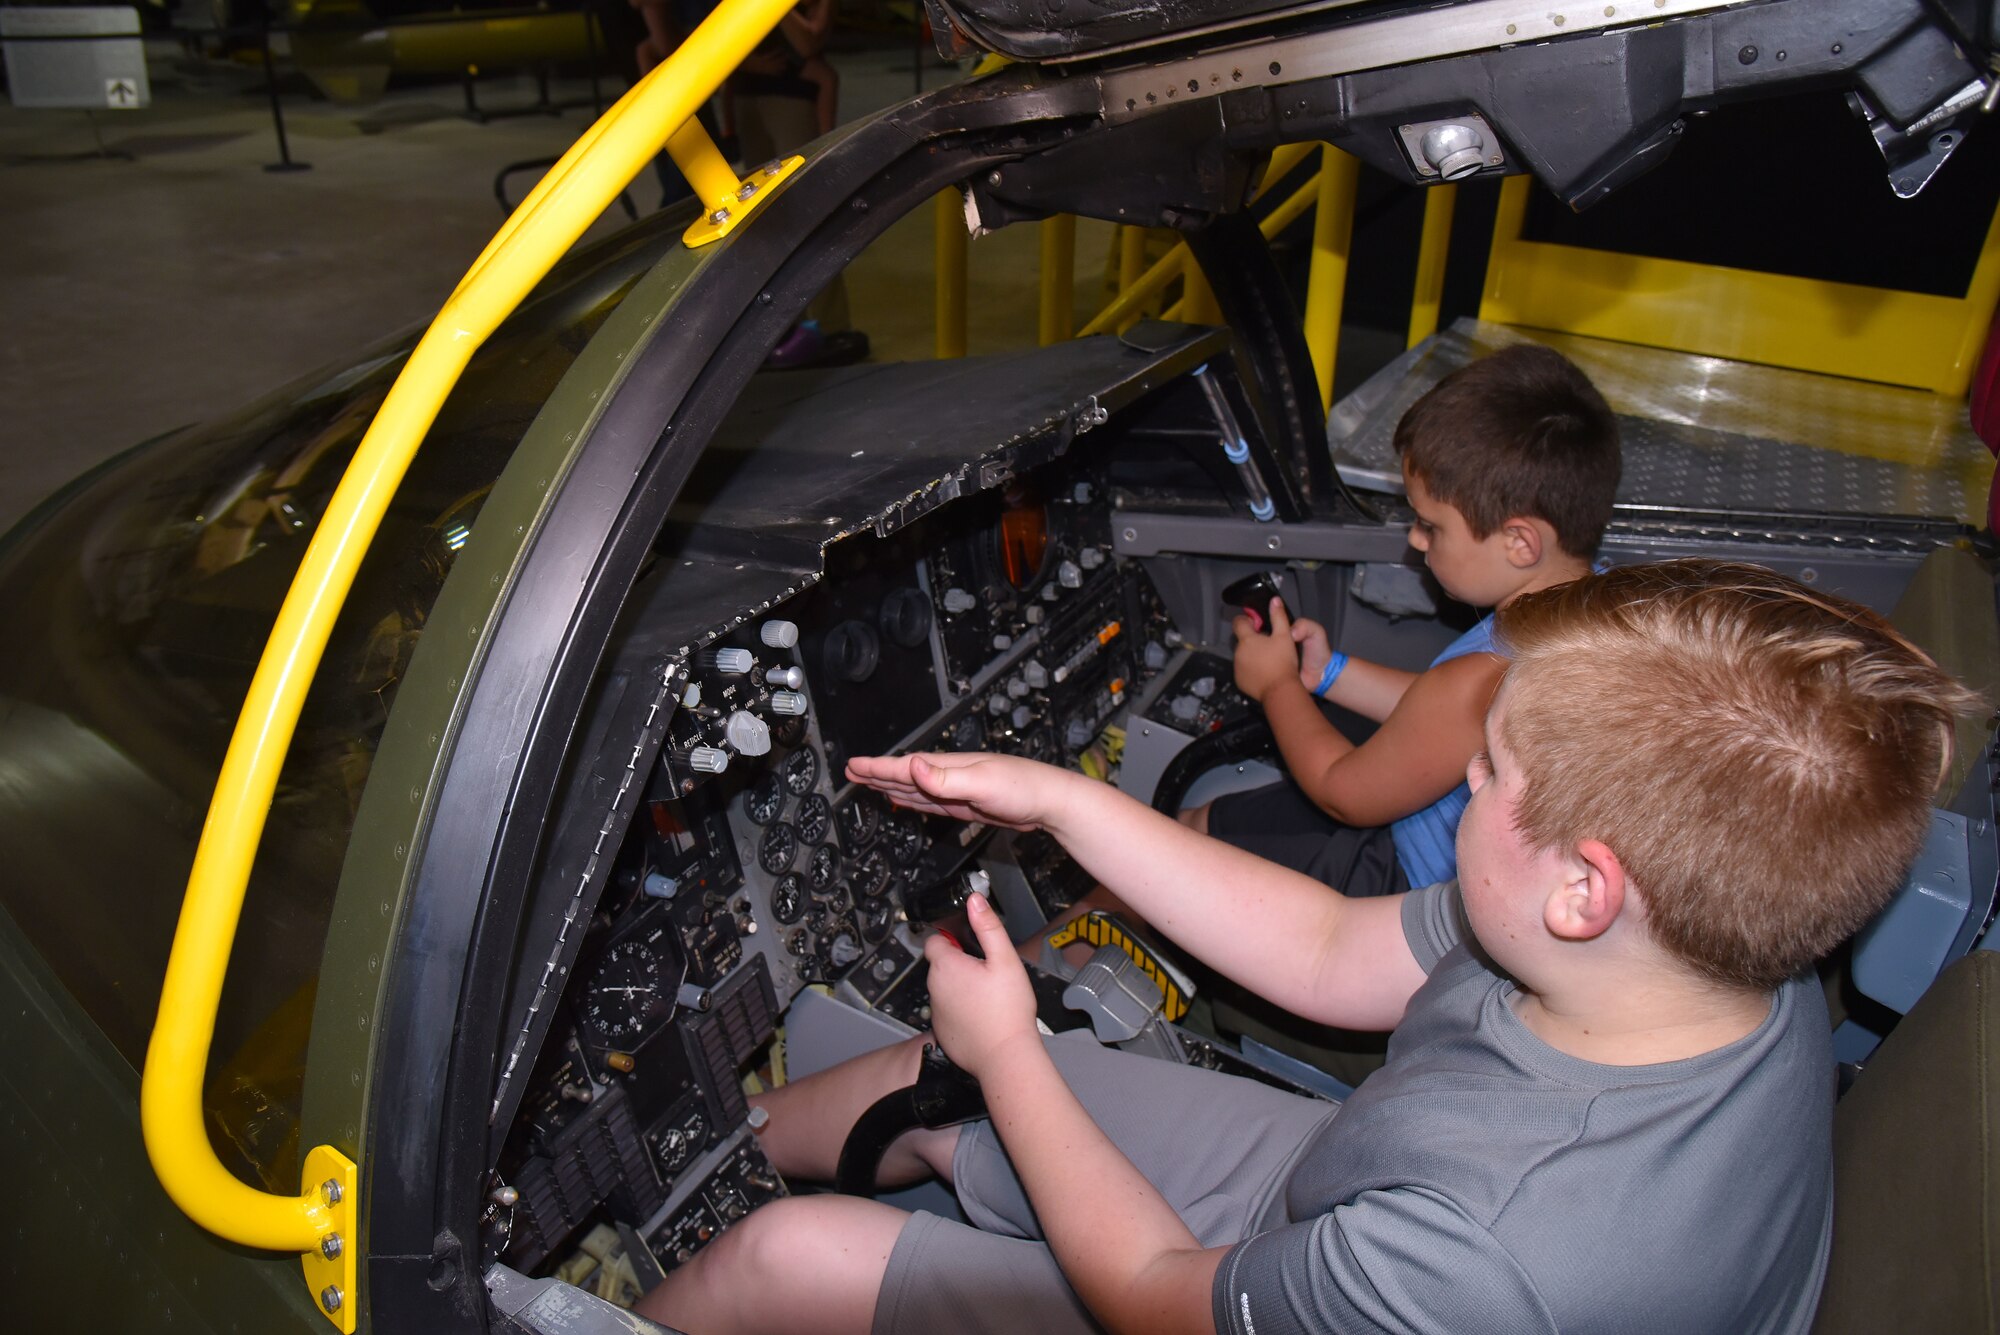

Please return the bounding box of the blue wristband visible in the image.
[1313,652,1349,698]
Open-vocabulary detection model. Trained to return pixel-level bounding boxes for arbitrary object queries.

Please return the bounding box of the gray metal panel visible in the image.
[1853,811,1977,1015]
[0,6,148,110]
[1330,319,1992,527]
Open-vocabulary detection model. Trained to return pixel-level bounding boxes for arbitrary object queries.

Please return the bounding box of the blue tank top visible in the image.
[1387,615,1501,889]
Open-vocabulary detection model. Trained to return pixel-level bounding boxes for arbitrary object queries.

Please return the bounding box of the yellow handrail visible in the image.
[1301,145,1359,410]
[138,0,801,1309]
[1076,141,1319,339]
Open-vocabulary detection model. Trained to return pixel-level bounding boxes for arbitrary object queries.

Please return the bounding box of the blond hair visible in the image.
[1495,560,1981,991]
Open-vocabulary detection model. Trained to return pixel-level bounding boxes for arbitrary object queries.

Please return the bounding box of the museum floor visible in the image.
[0,32,1138,537]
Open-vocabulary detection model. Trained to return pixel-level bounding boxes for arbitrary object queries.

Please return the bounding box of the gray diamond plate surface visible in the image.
[1331,320,1992,526]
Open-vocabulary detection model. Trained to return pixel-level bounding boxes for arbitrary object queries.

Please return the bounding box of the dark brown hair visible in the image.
[1496,560,1981,991]
[1394,345,1621,558]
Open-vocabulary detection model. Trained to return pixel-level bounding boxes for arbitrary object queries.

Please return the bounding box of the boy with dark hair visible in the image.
[637,559,1975,1335]
[1189,343,1621,899]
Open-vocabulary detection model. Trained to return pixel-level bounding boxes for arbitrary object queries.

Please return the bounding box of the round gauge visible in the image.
[837,790,885,851]
[853,848,892,899]
[656,1126,693,1172]
[795,793,831,845]
[785,928,813,958]
[782,746,820,797]
[819,918,864,972]
[770,872,806,925]
[949,713,986,752]
[758,821,799,876]
[883,808,925,867]
[745,772,785,826]
[582,940,672,1043]
[807,845,840,893]
[857,896,895,945]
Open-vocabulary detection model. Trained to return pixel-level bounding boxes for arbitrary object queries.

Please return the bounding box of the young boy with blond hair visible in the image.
[1191,343,1621,898]
[639,559,1974,1335]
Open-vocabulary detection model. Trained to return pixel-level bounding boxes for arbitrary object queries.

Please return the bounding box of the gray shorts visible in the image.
[871,1031,1339,1335]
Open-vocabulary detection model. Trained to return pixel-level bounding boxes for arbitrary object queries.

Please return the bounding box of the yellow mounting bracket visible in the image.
[299,1146,360,1333]
[665,118,803,248]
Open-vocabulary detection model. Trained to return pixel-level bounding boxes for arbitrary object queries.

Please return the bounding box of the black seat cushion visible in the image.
[1814,950,2000,1332]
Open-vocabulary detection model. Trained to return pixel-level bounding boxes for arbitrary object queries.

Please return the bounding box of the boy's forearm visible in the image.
[981,1036,1220,1335]
[1035,769,1350,1011]
[1323,655,1418,723]
[1261,678,1364,818]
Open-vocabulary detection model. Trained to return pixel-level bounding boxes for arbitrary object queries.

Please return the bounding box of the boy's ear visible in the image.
[1499,516,1546,569]
[1544,839,1628,942]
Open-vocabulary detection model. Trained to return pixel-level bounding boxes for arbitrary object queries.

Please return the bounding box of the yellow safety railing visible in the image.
[139,0,801,1327]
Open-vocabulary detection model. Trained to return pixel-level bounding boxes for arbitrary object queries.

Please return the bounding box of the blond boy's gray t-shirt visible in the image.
[1214,880,1835,1335]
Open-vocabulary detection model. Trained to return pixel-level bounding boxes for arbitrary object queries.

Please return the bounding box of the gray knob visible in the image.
[1190,676,1218,699]
[1041,583,1060,602]
[1022,661,1048,690]
[643,872,679,899]
[1170,695,1201,723]
[686,746,730,774]
[1024,605,1045,626]
[942,588,977,614]
[766,665,803,690]
[1419,122,1487,180]
[681,681,703,708]
[1057,560,1082,589]
[760,620,799,648]
[724,710,772,756]
[992,634,1012,651]
[701,647,753,674]
[676,983,712,1011]
[1006,676,1029,699]
[1078,547,1104,570]
[825,932,862,969]
[1163,628,1185,646]
[987,694,1008,716]
[1143,642,1168,670]
[1010,705,1033,730]
[1065,718,1093,748]
[769,691,808,716]
[1073,481,1093,503]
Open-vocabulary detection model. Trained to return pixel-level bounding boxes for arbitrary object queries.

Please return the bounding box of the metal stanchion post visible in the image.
[259,11,310,172]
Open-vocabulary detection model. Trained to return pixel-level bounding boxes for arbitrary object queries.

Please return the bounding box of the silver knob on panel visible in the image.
[724,710,772,755]
[686,746,730,774]
[700,647,754,674]
[1057,560,1082,589]
[769,691,808,716]
[760,620,799,648]
[1010,705,1033,730]
[1078,547,1104,570]
[942,588,977,614]
[1006,677,1029,699]
[767,665,804,690]
[1022,661,1048,690]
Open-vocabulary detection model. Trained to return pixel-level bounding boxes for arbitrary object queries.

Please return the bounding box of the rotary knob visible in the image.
[760,620,800,648]
[941,587,977,615]
[724,710,772,756]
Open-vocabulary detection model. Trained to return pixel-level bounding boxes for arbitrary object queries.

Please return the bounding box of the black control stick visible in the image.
[1221,571,1291,634]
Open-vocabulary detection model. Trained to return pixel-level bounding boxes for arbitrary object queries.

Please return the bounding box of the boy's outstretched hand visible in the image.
[844,751,1058,832]
[1232,596,1305,702]
[922,892,1041,1079]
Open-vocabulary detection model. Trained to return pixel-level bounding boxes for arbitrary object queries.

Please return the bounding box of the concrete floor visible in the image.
[0,32,1135,536]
